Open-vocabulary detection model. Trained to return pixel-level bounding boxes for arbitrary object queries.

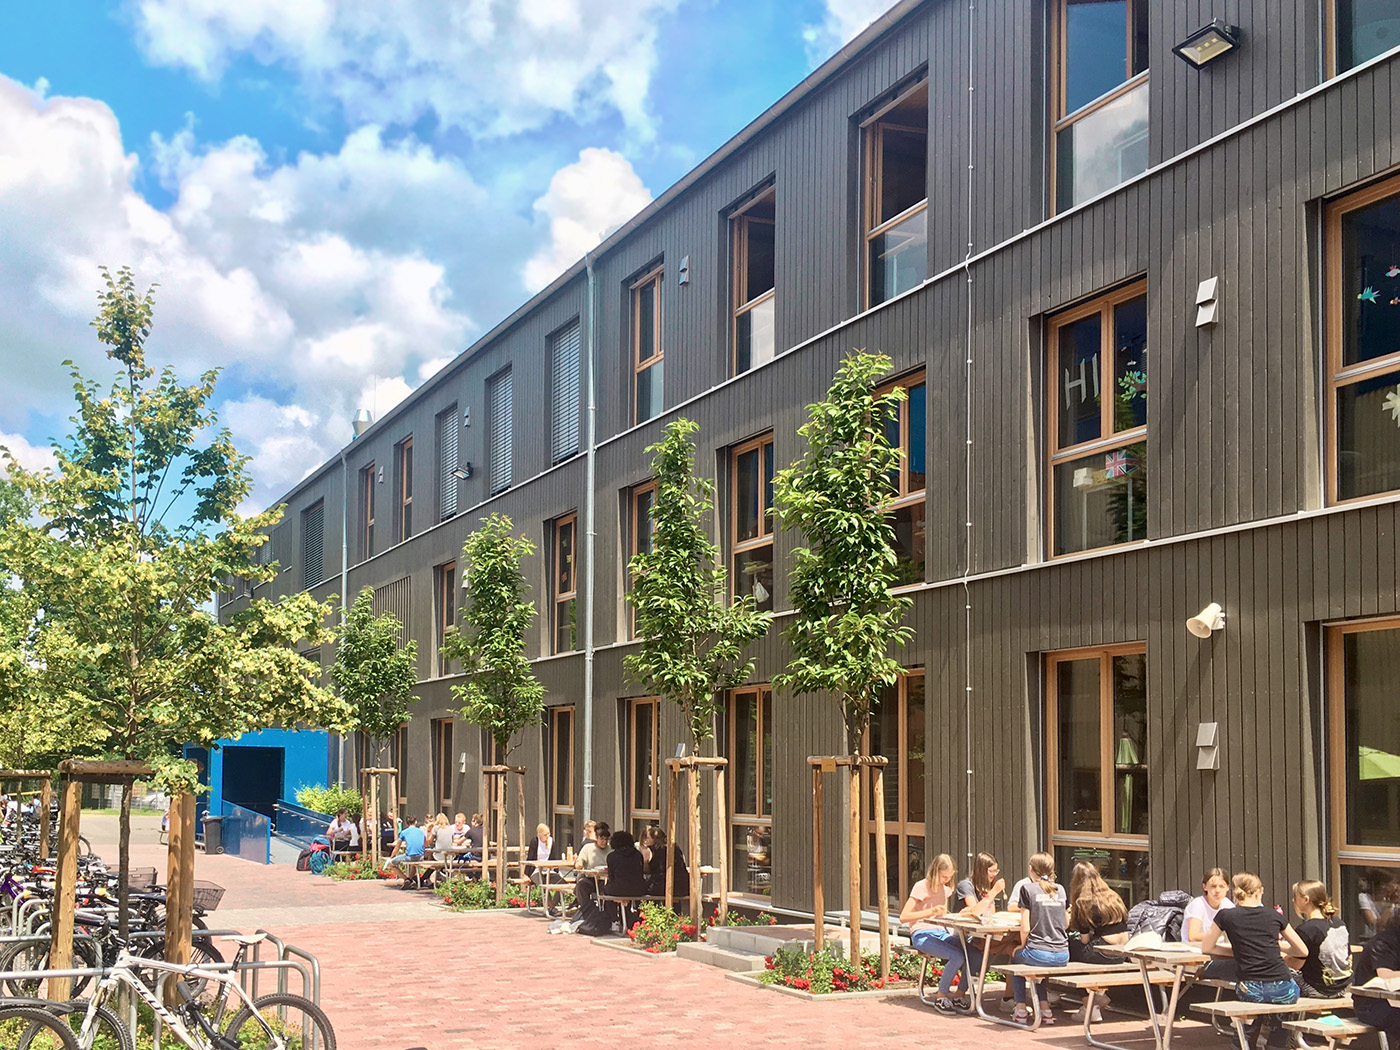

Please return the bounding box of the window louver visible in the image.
[550,320,581,464]
[488,369,513,494]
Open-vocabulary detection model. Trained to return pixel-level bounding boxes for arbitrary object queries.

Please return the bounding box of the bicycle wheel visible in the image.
[0,940,99,998]
[223,993,336,1050]
[0,1005,82,1050]
[63,1004,132,1050]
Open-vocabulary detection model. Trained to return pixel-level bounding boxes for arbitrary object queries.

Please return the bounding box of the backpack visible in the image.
[1126,889,1190,941]
[295,841,331,873]
[1318,922,1353,987]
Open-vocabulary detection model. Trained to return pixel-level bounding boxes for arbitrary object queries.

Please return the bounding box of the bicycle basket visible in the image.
[191,881,226,911]
[126,866,158,891]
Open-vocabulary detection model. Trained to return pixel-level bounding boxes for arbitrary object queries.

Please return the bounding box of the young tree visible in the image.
[442,513,545,758]
[772,351,914,753]
[625,417,772,922]
[330,587,419,764]
[0,267,348,935]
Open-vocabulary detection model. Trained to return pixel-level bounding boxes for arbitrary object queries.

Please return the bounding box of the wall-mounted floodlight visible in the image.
[1173,20,1240,68]
[352,409,373,438]
[1186,603,1225,638]
[451,464,473,481]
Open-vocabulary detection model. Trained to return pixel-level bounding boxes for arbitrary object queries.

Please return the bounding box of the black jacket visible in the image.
[605,843,647,897]
[643,844,690,899]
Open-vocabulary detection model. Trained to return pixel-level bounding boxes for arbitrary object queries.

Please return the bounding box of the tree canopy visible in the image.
[331,587,419,761]
[442,513,545,758]
[772,351,914,753]
[625,418,771,746]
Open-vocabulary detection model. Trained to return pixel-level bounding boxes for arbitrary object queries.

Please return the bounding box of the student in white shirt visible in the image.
[1185,867,1234,942]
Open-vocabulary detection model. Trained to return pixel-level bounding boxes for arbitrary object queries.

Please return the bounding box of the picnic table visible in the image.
[1192,996,1353,1050]
[1052,968,1180,1050]
[1120,943,1212,1050]
[928,912,1024,1026]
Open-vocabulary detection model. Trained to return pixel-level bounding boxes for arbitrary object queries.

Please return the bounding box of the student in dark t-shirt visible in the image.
[1289,880,1351,997]
[1202,873,1307,1048]
[1352,922,1400,1044]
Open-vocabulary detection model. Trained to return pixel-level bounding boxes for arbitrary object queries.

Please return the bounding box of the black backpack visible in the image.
[1126,889,1190,941]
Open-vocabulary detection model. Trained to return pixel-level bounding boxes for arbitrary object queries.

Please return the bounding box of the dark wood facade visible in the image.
[221,0,1400,919]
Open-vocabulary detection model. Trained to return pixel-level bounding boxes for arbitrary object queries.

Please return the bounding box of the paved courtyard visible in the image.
[93,817,1239,1050]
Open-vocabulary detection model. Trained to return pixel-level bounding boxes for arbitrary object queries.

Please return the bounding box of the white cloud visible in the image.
[523,148,652,292]
[127,0,681,139]
[801,0,894,65]
[0,432,58,476]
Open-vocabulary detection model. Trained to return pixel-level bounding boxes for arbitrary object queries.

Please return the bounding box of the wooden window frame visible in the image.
[862,80,929,310]
[1046,280,1149,558]
[875,371,927,587]
[728,685,773,895]
[1327,618,1400,899]
[435,560,456,677]
[431,717,454,813]
[628,697,661,836]
[359,462,376,560]
[627,480,657,638]
[397,436,413,543]
[1325,173,1400,506]
[632,267,664,424]
[729,433,775,607]
[551,705,576,839]
[861,669,927,906]
[552,512,578,654]
[1045,643,1149,855]
[731,188,777,376]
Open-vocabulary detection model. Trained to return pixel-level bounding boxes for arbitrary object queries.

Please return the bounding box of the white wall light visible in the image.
[1196,276,1220,327]
[1186,602,1225,638]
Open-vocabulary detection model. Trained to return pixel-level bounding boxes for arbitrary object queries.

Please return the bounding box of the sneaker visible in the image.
[934,996,958,1014]
[1087,1006,1103,1025]
[1013,1006,1031,1025]
[954,997,974,1014]
[1038,1005,1056,1026]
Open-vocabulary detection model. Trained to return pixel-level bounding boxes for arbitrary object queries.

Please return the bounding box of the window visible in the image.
[878,372,927,584]
[550,319,582,464]
[730,434,775,613]
[300,501,324,590]
[396,437,413,543]
[627,481,657,638]
[552,512,578,653]
[1048,282,1148,556]
[359,462,377,560]
[1327,175,1400,503]
[431,717,454,814]
[627,697,661,839]
[436,404,460,522]
[1328,619,1400,938]
[551,706,575,845]
[1046,644,1149,908]
[1331,1,1400,76]
[732,189,776,374]
[1053,0,1149,212]
[727,687,772,897]
[435,560,456,677]
[863,80,928,307]
[632,268,664,423]
[487,368,513,495]
[865,671,925,907]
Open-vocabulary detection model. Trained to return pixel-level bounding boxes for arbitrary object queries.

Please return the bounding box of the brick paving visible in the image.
[94,823,1229,1050]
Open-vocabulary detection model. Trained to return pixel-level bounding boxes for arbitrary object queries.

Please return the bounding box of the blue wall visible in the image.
[185,728,331,817]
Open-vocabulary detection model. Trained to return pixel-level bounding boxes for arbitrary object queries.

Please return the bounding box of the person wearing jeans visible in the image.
[903,854,979,1012]
[1010,853,1070,1025]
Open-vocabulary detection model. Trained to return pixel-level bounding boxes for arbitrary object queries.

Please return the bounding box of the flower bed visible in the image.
[709,907,779,927]
[758,944,925,994]
[324,857,394,881]
[434,875,554,911]
[627,903,784,952]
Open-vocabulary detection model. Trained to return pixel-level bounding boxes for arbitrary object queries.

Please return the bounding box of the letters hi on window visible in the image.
[1052,0,1149,212]
[632,268,664,424]
[730,434,775,613]
[1047,281,1148,556]
[552,513,578,653]
[863,80,928,308]
[732,188,776,375]
[1326,173,1400,503]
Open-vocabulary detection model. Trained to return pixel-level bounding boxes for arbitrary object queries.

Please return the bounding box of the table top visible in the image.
[1352,981,1400,1002]
[1120,944,1210,966]
[524,859,579,870]
[930,911,1022,935]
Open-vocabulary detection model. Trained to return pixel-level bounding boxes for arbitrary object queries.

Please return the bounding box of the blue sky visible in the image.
[0,0,888,508]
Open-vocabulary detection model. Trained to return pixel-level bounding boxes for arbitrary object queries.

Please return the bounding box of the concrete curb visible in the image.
[725,970,923,1001]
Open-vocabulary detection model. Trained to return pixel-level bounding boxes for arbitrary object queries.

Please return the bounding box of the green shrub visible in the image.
[758,944,923,993]
[324,856,387,881]
[433,875,541,911]
[628,901,704,952]
[294,784,361,818]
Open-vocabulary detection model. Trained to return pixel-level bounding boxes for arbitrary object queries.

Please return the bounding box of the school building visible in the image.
[217,0,1400,931]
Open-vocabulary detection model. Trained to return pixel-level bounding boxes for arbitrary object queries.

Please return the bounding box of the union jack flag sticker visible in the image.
[1105,450,1137,478]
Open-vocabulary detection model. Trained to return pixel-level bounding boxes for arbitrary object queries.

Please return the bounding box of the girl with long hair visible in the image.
[901,854,977,1014]
[1067,861,1129,965]
[1010,853,1069,1026]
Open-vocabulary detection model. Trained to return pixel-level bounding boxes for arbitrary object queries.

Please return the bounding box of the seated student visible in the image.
[326,809,360,854]
[1187,867,1238,979]
[387,817,427,884]
[525,822,563,876]
[603,830,647,930]
[1201,873,1307,1048]
[464,813,484,855]
[1010,853,1070,1027]
[640,826,689,901]
[449,812,470,848]
[901,853,976,1014]
[576,820,597,854]
[379,816,396,854]
[956,852,1008,916]
[559,823,612,934]
[1067,861,1129,964]
[1288,880,1351,998]
[1352,910,1400,1046]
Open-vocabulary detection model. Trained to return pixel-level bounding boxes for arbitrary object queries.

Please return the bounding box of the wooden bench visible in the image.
[1283,1017,1379,1050]
[399,859,444,889]
[1191,996,1353,1050]
[971,961,1138,1030]
[1052,970,1179,1050]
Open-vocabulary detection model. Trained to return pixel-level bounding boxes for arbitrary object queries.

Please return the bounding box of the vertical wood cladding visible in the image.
[220,3,1400,912]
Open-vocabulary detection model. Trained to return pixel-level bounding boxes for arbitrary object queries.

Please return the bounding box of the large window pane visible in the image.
[736,296,775,374]
[1113,295,1148,431]
[555,597,576,652]
[734,548,774,612]
[1057,312,1103,447]
[1057,658,1102,832]
[889,503,925,585]
[1055,845,1149,909]
[1065,0,1129,113]
[1337,1,1400,73]
[1053,442,1148,555]
[733,692,758,815]
[908,383,926,488]
[869,207,928,306]
[1340,194,1400,368]
[879,128,928,223]
[1056,78,1149,211]
[735,447,760,541]
[745,221,775,301]
[736,823,772,896]
[1344,628,1400,848]
[1338,371,1400,500]
[1111,653,1148,836]
[553,710,572,809]
[907,675,926,824]
[637,282,657,362]
[1340,865,1400,939]
[632,702,655,813]
[636,359,663,423]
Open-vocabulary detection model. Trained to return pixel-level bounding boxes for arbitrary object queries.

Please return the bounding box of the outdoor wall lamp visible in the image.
[451,464,472,481]
[1173,20,1241,68]
[351,408,373,438]
[1186,603,1226,638]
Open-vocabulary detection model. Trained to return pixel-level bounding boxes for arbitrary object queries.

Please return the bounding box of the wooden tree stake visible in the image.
[812,765,824,950]
[714,764,729,923]
[848,763,861,963]
[47,777,82,1001]
[663,766,679,910]
[872,766,890,980]
[38,779,52,858]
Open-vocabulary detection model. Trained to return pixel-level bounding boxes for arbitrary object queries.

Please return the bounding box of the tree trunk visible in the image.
[118,780,132,940]
[688,766,701,928]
